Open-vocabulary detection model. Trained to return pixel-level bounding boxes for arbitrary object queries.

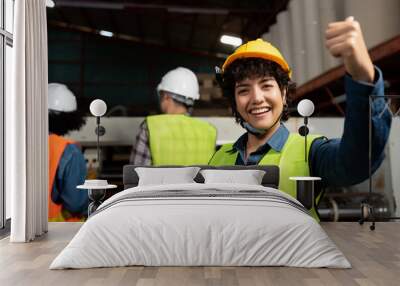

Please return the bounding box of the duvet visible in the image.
[50,183,351,269]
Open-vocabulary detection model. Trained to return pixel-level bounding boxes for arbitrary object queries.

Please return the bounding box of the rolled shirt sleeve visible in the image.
[129,120,152,165]
[310,67,392,187]
[52,144,89,215]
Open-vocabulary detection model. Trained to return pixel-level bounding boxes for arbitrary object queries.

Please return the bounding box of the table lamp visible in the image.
[89,99,107,167]
[290,99,321,210]
[297,99,315,162]
[77,99,116,216]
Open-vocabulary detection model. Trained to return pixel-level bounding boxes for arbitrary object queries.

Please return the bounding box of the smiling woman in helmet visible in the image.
[48,83,88,222]
[130,67,217,165]
[209,18,392,220]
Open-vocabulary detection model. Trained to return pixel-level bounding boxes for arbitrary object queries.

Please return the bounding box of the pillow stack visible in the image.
[135,167,266,186]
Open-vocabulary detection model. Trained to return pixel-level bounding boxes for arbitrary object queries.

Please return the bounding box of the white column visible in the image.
[276,11,293,72]
[288,0,306,84]
[303,0,323,80]
[261,32,272,43]
[269,23,279,50]
[318,0,341,71]
[344,0,400,48]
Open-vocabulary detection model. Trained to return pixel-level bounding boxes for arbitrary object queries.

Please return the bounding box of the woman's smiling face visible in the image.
[234,76,286,131]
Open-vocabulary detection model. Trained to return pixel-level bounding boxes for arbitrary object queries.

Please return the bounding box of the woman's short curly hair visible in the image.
[219,58,295,127]
[49,109,87,136]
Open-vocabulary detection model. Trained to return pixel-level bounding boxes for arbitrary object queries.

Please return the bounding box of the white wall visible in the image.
[275,11,293,70]
[68,116,399,216]
[66,116,346,146]
[344,0,400,49]
[286,0,306,84]
[262,0,400,84]
[67,117,245,146]
[303,0,323,80]
[67,116,346,146]
[318,0,341,71]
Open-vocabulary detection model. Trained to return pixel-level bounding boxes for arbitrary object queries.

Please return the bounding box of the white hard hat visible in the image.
[157,67,200,100]
[48,83,77,112]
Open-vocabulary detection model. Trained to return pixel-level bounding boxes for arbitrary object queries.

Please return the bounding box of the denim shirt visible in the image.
[51,143,88,215]
[232,67,392,187]
[234,124,289,166]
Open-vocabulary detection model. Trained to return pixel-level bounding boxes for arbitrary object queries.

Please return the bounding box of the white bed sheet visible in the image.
[50,183,351,269]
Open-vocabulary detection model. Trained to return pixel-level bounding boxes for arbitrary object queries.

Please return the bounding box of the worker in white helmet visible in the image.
[48,83,88,221]
[130,67,217,165]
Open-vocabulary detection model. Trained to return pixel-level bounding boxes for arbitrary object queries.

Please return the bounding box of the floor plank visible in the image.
[0,222,399,286]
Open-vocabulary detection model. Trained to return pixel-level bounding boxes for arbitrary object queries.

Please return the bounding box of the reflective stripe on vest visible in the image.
[209,133,323,221]
[48,134,83,222]
[147,114,217,165]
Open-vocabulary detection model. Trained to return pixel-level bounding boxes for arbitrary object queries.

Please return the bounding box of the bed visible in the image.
[50,165,350,269]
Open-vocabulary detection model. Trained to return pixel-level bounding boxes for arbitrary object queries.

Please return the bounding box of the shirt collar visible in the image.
[232,124,290,154]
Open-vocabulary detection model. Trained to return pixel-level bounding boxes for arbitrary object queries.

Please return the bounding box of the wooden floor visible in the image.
[0,222,399,286]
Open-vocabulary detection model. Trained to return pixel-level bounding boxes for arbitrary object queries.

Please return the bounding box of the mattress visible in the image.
[50,183,351,269]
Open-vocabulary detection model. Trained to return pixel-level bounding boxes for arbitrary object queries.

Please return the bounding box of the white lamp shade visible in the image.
[297,99,315,117]
[90,99,107,117]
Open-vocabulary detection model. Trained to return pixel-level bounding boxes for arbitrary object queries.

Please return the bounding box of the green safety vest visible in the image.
[147,114,217,166]
[209,133,323,221]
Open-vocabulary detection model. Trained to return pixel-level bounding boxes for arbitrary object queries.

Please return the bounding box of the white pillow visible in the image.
[200,169,266,185]
[135,167,200,186]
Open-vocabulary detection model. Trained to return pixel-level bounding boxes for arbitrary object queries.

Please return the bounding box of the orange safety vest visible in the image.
[48,134,84,222]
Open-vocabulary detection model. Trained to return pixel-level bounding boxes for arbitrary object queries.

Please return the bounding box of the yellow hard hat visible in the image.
[222,38,292,78]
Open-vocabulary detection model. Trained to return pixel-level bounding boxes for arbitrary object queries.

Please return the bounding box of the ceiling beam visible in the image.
[255,0,289,38]
[108,10,119,35]
[210,13,231,53]
[163,10,170,47]
[55,1,277,15]
[323,87,345,115]
[241,15,263,41]
[55,7,70,24]
[49,20,225,60]
[80,7,94,29]
[187,14,198,49]
[295,35,400,100]
[240,17,250,40]
[136,13,144,40]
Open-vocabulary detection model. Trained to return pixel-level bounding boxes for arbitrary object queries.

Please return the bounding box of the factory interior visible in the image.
[1,0,400,285]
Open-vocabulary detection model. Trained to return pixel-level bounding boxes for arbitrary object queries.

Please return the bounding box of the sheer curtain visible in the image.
[7,0,48,242]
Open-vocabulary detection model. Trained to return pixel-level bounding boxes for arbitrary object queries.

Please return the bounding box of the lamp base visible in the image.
[87,189,106,216]
[77,180,117,217]
[290,177,321,210]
